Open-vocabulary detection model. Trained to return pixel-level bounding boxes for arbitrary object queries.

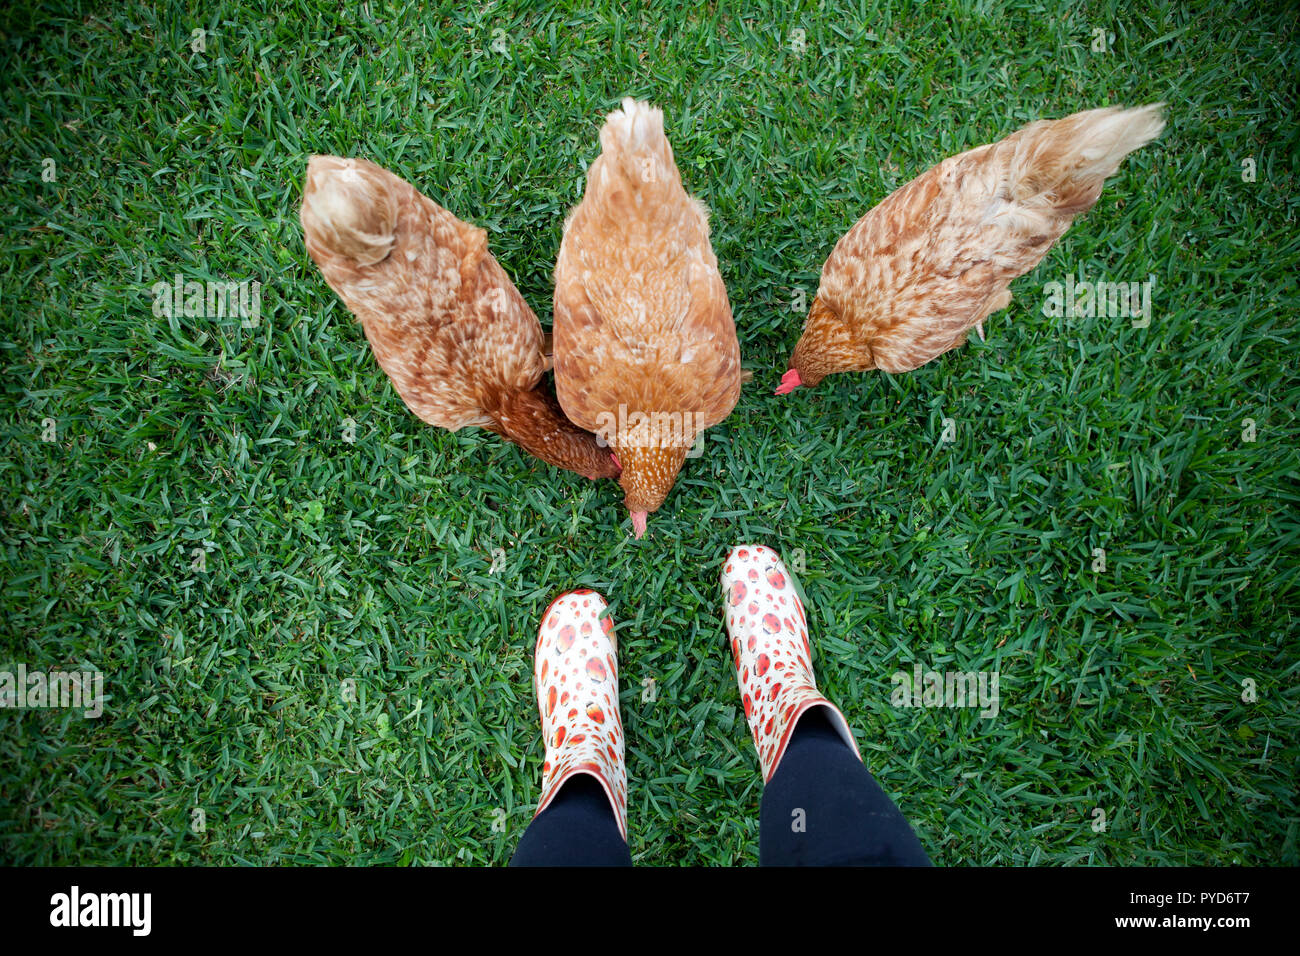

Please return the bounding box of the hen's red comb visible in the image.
[774,369,802,395]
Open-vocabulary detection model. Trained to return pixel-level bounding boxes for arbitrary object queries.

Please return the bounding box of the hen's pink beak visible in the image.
[610,453,621,472]
[774,369,802,395]
[631,511,647,538]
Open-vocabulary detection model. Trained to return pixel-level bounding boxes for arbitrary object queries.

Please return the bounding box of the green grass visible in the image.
[1,0,1297,866]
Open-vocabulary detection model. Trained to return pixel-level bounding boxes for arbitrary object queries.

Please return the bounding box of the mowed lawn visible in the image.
[1,0,1296,866]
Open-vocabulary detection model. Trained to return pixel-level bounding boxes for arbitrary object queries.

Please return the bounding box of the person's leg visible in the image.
[720,544,930,867]
[510,775,632,866]
[510,589,632,867]
[759,706,929,865]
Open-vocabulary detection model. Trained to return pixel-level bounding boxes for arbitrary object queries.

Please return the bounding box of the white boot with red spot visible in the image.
[533,588,628,841]
[721,544,862,783]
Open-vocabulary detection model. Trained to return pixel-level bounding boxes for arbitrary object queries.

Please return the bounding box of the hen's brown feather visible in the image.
[554,99,741,520]
[788,104,1165,385]
[301,156,616,480]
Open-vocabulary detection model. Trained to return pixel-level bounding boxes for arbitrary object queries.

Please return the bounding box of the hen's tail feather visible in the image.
[601,97,661,147]
[1008,103,1165,214]
[598,98,673,179]
[301,156,399,266]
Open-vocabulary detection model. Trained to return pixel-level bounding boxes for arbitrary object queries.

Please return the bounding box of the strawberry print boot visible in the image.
[533,588,628,842]
[721,544,862,783]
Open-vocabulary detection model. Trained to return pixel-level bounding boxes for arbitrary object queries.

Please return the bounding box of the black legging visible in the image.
[510,708,931,866]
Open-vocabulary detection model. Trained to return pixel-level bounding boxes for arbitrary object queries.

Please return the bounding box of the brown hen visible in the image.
[301,156,617,481]
[553,99,742,537]
[778,104,1166,393]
